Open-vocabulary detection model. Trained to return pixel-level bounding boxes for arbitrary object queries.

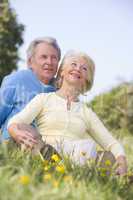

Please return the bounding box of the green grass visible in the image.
[0,136,133,200]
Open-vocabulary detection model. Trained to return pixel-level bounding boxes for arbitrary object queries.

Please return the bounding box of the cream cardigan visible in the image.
[8,92,125,158]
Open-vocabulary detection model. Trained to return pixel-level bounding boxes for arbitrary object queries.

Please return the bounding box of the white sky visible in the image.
[10,0,133,100]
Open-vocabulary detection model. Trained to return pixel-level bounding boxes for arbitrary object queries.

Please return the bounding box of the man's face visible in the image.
[30,42,59,84]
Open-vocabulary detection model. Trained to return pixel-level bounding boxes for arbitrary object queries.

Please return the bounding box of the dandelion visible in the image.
[127,171,133,177]
[100,172,106,177]
[43,159,49,166]
[3,140,9,144]
[80,151,87,156]
[105,160,111,166]
[64,175,73,183]
[43,173,52,181]
[98,167,106,172]
[44,166,49,171]
[51,154,60,162]
[19,175,30,185]
[53,180,59,187]
[56,164,65,173]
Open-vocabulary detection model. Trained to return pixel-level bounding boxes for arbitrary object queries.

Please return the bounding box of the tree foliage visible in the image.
[0,0,24,84]
[89,82,133,137]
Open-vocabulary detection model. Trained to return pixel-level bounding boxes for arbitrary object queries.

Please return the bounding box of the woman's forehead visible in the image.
[65,55,88,63]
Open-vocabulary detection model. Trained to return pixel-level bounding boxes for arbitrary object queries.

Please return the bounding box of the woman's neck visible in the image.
[56,82,81,110]
[56,85,80,102]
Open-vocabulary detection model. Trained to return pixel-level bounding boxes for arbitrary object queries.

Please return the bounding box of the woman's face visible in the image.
[61,56,89,89]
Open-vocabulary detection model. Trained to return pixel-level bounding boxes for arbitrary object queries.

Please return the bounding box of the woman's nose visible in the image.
[75,65,82,71]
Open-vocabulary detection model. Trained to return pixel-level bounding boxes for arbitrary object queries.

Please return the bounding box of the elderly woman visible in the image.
[7,50,127,175]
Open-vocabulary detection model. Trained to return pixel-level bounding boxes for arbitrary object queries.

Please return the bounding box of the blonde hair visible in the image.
[56,50,95,93]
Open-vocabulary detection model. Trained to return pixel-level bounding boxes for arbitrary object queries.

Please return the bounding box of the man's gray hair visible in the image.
[26,37,61,61]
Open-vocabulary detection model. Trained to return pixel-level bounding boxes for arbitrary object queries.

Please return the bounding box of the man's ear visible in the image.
[27,57,32,66]
[27,59,31,66]
[28,56,35,67]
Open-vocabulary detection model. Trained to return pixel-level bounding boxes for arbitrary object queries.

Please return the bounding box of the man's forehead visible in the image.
[34,42,58,54]
[35,42,52,49]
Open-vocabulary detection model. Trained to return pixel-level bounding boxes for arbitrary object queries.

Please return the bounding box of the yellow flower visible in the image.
[98,167,106,172]
[19,175,30,185]
[43,159,49,166]
[43,173,52,181]
[127,171,133,177]
[53,180,59,187]
[51,154,60,162]
[3,140,9,144]
[100,172,106,177]
[105,160,111,166]
[56,164,65,173]
[64,175,73,183]
[80,151,87,156]
[44,166,49,171]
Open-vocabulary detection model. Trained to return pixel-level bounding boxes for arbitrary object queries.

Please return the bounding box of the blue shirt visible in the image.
[0,68,56,140]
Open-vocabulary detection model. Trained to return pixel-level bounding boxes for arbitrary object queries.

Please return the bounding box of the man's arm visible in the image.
[0,76,16,128]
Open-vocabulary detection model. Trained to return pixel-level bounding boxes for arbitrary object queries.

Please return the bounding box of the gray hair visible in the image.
[26,37,61,62]
[56,50,95,93]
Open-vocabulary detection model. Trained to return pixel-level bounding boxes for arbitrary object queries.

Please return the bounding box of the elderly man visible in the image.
[0,37,61,146]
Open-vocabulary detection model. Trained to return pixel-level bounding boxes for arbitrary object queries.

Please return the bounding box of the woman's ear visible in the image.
[60,69,64,78]
[55,68,64,89]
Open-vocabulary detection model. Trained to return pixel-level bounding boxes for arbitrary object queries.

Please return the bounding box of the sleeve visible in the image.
[7,94,44,127]
[0,76,16,128]
[84,106,125,158]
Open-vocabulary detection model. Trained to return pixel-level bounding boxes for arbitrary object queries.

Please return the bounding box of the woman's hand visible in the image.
[8,123,38,149]
[116,155,127,176]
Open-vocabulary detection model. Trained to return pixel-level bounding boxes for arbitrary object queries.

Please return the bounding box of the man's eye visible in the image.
[42,55,47,59]
[51,55,58,60]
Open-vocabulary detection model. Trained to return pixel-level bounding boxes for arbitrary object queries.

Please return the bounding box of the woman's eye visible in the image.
[82,66,87,71]
[71,62,77,67]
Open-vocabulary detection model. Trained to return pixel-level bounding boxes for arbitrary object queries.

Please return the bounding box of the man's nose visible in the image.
[46,57,52,65]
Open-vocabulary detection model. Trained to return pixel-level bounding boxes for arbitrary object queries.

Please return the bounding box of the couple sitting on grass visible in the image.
[7,47,127,175]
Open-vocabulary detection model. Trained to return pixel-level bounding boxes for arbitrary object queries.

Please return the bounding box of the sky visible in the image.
[10,0,133,100]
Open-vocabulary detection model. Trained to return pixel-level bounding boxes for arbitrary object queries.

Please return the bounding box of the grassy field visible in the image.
[0,83,133,200]
[0,135,133,200]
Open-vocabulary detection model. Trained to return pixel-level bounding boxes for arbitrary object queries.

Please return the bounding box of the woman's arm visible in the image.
[85,106,127,175]
[7,94,44,147]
